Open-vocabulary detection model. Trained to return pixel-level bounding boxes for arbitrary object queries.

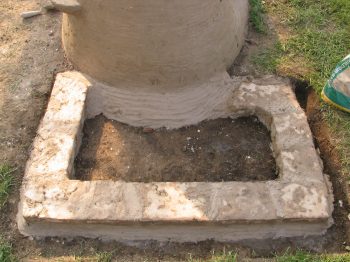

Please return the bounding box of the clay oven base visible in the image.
[17,72,333,242]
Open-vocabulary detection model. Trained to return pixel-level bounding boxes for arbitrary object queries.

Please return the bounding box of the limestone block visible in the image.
[51,0,81,13]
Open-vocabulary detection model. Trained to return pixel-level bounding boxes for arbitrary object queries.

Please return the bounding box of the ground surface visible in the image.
[75,116,276,182]
[0,0,350,261]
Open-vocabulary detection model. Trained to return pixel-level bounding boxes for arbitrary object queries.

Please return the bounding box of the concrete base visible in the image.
[17,71,333,242]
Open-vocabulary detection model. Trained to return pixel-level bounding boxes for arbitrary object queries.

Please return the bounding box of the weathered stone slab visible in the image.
[51,0,81,14]
[17,72,333,242]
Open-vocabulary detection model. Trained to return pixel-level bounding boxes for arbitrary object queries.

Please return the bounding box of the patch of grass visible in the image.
[252,42,284,73]
[276,250,350,262]
[285,29,350,92]
[286,0,350,29]
[96,251,113,262]
[0,164,15,208]
[254,0,350,177]
[188,250,237,262]
[259,0,350,87]
[249,0,267,33]
[72,251,114,262]
[0,237,17,262]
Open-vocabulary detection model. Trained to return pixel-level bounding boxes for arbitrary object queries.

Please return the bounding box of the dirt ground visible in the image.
[75,116,276,182]
[0,0,350,261]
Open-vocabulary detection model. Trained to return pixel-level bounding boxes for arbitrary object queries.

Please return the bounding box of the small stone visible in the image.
[49,30,54,36]
[339,200,343,208]
[246,76,253,81]
[348,214,350,221]
[43,1,56,11]
[51,0,81,13]
[21,10,42,19]
[143,127,154,133]
[28,236,34,241]
[345,246,350,252]
[245,38,257,45]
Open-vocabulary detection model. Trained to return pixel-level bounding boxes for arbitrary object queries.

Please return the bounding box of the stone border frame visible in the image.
[17,71,333,242]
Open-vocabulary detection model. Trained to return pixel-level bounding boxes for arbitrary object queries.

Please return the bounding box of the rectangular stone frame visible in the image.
[17,72,333,242]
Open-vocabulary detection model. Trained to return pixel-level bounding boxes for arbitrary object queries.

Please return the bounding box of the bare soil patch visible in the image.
[75,115,277,182]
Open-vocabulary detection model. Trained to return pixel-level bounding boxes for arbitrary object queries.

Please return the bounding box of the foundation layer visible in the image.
[17,72,333,242]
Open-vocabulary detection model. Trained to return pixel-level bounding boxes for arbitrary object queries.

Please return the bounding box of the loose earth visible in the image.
[75,115,277,182]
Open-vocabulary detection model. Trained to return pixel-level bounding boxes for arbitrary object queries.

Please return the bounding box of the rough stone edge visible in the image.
[17,71,334,242]
[18,214,331,242]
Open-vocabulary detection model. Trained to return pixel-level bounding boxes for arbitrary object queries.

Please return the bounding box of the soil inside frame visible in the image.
[74,115,277,182]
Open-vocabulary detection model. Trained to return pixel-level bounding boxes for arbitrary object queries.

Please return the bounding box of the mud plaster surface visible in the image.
[62,0,248,89]
[75,115,276,182]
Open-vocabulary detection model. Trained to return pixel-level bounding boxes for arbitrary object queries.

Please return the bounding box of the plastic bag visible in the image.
[322,54,350,113]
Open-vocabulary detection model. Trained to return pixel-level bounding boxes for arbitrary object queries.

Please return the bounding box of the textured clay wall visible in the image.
[62,0,249,89]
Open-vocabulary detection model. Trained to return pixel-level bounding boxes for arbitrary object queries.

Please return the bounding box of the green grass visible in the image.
[188,250,237,262]
[187,250,350,262]
[96,251,113,262]
[0,237,17,262]
[252,0,350,176]
[0,166,16,260]
[249,0,267,33]
[276,250,350,262]
[251,42,285,73]
[0,164,15,208]
[73,251,114,262]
